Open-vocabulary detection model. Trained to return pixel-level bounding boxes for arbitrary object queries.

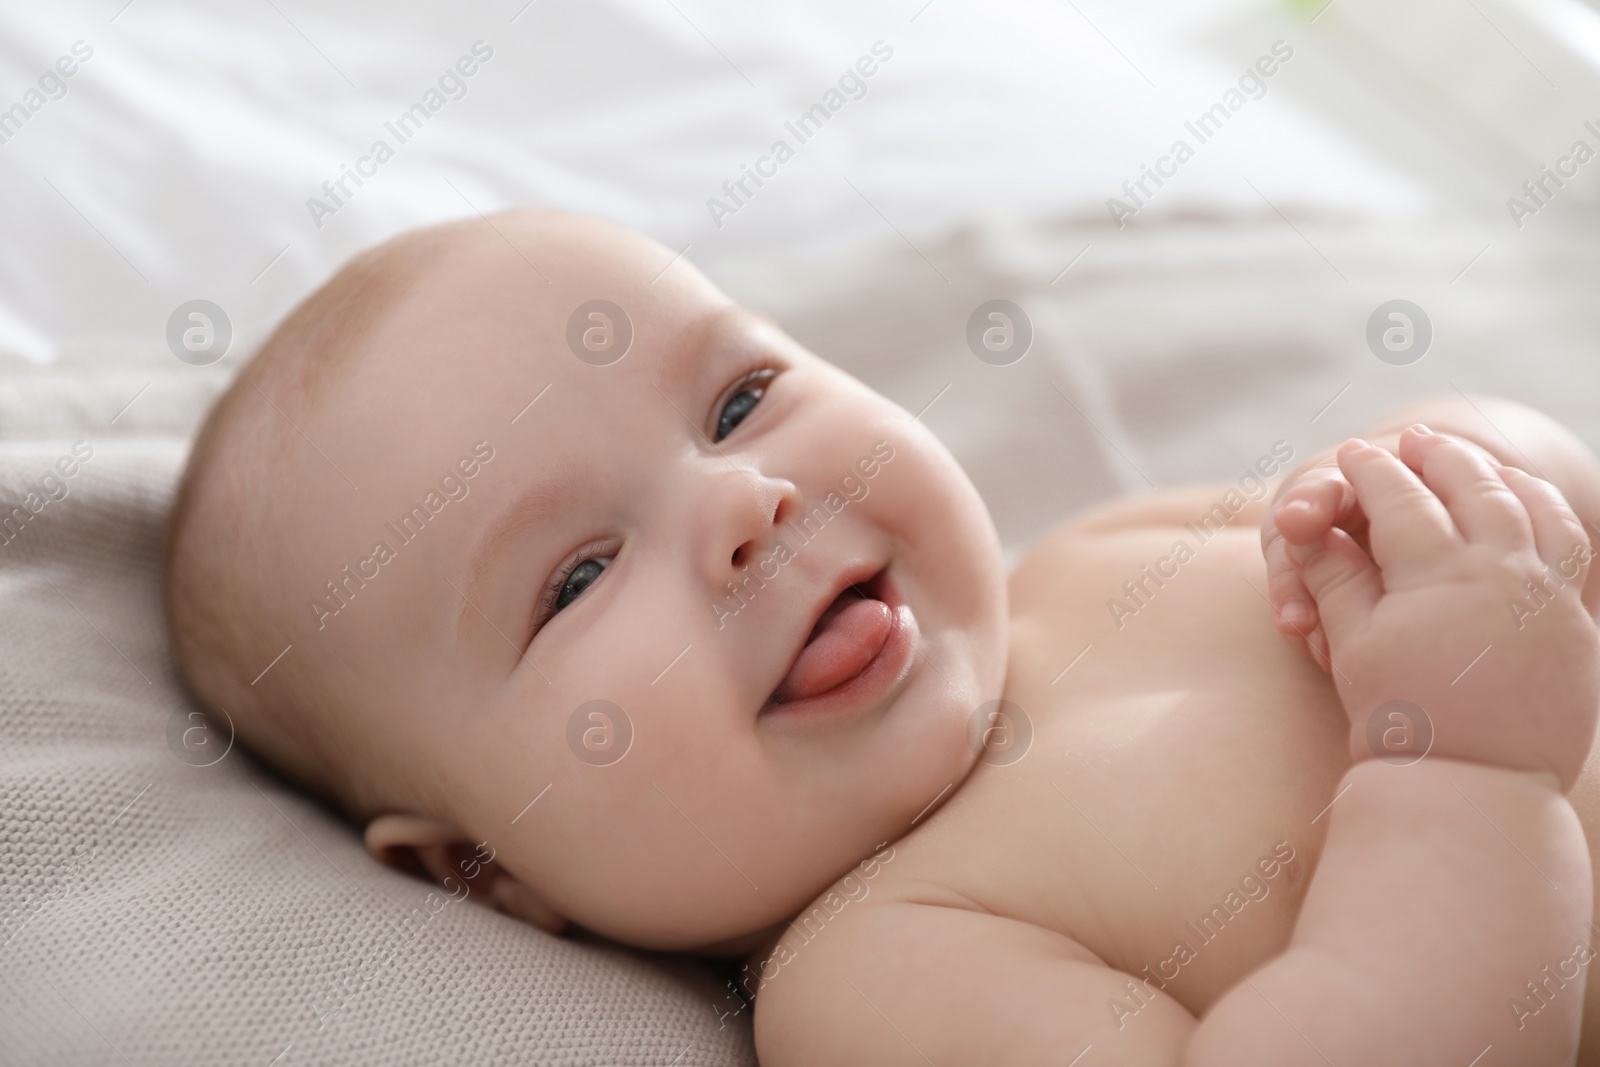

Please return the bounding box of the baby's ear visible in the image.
[363,812,461,880]
[363,813,568,936]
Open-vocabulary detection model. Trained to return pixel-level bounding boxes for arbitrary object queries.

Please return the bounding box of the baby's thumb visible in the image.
[1286,526,1381,650]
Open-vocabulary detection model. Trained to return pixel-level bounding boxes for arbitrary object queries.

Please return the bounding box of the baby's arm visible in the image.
[1195,430,1597,1064]
[1189,758,1588,1064]
[754,898,1199,1065]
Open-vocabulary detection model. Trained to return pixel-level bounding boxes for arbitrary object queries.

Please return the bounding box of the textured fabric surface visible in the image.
[0,349,756,1066]
[0,0,1420,363]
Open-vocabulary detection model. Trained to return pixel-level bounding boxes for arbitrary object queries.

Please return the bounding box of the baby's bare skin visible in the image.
[753,403,1600,1065]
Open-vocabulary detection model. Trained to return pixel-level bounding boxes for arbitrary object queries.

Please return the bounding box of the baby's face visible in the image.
[288,215,1006,950]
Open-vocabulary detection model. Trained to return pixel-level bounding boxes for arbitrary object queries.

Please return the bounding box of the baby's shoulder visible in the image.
[1008,482,1272,608]
[1037,481,1276,544]
[751,887,1195,1065]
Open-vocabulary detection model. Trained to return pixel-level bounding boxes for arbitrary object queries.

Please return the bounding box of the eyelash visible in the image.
[712,358,781,440]
[534,539,616,634]
[527,359,784,641]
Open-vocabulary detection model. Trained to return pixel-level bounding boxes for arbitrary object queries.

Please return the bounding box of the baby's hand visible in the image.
[1265,427,1505,666]
[1290,426,1600,791]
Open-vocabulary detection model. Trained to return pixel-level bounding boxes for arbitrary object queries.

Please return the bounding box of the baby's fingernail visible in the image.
[1279,499,1313,519]
[1411,423,1433,435]
[1282,599,1311,627]
[1338,437,1370,453]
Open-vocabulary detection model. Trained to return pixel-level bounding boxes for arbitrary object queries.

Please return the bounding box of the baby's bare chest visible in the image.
[876,524,1353,1014]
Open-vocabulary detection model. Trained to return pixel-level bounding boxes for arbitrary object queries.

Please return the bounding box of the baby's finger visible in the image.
[1498,465,1592,584]
[1400,429,1533,551]
[1273,466,1357,545]
[1288,526,1381,653]
[1263,525,1320,653]
[1336,439,1458,575]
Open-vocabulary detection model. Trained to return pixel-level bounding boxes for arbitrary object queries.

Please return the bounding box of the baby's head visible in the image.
[166,211,1007,952]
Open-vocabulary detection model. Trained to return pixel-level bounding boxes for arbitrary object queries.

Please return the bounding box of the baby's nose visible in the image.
[699,466,796,579]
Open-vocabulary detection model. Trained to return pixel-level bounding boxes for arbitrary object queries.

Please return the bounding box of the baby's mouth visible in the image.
[767,568,895,706]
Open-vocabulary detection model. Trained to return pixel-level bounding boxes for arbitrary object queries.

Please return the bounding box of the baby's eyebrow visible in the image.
[455,458,588,643]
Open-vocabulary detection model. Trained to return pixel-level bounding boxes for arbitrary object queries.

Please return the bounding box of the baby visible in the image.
[166,211,1600,1065]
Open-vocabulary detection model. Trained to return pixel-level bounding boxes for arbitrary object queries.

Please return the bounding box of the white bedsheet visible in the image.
[0,0,1431,363]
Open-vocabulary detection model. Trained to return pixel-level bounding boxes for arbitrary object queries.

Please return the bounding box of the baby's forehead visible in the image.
[292,254,759,516]
[347,278,756,423]
[367,228,731,353]
[284,219,790,547]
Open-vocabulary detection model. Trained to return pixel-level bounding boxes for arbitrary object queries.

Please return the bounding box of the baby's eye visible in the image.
[553,556,610,613]
[714,369,776,442]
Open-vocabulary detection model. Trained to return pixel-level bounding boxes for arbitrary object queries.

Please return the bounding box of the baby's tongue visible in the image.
[772,595,892,703]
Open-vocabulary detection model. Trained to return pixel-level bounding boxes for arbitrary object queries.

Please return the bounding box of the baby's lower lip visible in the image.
[760,578,918,723]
